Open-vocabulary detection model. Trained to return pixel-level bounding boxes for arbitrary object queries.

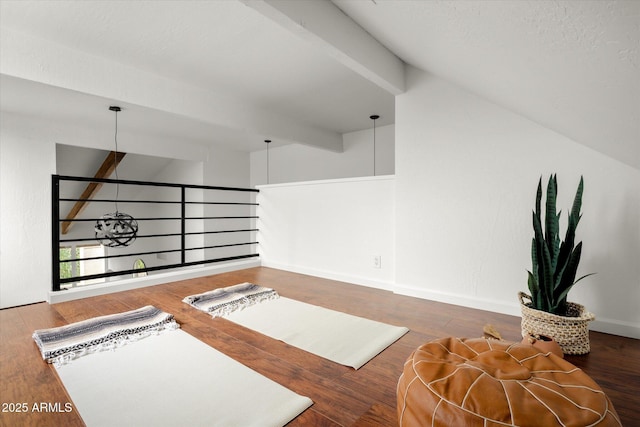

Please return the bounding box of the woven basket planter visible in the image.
[519,292,595,355]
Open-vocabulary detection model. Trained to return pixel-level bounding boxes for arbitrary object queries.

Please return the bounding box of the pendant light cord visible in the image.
[112,107,121,213]
[370,115,379,176]
[265,139,271,184]
[373,119,376,176]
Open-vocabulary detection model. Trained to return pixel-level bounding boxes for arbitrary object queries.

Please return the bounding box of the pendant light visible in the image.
[94,106,138,247]
[265,139,271,184]
[370,115,379,176]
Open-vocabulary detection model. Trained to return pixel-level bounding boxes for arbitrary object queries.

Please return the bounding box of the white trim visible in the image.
[262,261,394,292]
[48,259,261,304]
[394,282,640,339]
[256,174,395,190]
[393,282,522,317]
[590,318,640,340]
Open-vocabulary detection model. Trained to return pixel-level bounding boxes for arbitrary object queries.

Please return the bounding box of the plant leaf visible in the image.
[544,175,558,252]
[569,176,584,227]
[532,210,549,311]
[544,175,562,290]
[527,270,540,309]
[554,242,583,302]
[541,239,553,312]
[535,177,542,220]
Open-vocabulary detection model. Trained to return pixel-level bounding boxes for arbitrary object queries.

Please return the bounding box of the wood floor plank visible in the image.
[287,408,341,427]
[2,267,639,426]
[352,403,398,427]
[0,305,83,427]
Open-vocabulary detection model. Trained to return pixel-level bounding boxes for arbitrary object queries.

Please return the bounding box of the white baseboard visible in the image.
[590,318,640,340]
[261,261,394,292]
[393,282,522,317]
[394,282,640,340]
[48,259,261,304]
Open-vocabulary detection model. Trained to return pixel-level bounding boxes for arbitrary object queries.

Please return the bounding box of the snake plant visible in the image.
[526,175,594,315]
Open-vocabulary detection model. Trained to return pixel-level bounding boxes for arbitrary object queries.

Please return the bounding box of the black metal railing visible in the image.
[52,175,259,291]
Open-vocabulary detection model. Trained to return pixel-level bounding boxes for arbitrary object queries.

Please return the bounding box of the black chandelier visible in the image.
[94,106,138,247]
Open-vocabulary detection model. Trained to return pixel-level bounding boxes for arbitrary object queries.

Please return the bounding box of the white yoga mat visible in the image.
[55,329,312,427]
[225,297,409,369]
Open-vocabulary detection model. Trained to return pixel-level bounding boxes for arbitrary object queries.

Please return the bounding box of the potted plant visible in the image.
[520,174,595,355]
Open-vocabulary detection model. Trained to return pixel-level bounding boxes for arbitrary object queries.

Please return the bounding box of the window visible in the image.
[133,259,147,278]
[59,244,106,288]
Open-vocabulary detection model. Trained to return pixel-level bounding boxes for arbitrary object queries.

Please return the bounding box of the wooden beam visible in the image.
[60,151,126,235]
[243,0,405,95]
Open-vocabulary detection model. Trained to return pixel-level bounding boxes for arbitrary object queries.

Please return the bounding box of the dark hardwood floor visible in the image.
[1,267,638,426]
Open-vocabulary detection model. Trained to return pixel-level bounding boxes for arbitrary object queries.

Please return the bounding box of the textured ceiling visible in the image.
[1,0,638,168]
[334,0,640,169]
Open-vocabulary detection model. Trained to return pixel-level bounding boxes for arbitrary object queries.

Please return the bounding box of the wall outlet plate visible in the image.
[373,255,381,269]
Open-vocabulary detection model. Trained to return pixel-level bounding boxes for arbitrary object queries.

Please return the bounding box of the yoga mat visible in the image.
[224,297,409,369]
[54,329,312,427]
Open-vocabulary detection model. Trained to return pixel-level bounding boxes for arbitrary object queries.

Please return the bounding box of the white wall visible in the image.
[394,67,640,338]
[0,112,254,308]
[205,146,251,188]
[258,176,395,290]
[0,113,56,308]
[250,125,394,186]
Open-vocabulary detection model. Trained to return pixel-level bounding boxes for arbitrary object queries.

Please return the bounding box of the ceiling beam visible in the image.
[61,151,126,235]
[242,0,405,96]
[1,27,343,153]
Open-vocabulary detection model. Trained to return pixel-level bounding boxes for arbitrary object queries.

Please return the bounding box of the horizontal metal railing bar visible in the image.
[53,174,259,291]
[61,216,258,222]
[58,253,259,284]
[58,229,259,244]
[58,242,258,263]
[60,198,259,206]
[56,174,259,193]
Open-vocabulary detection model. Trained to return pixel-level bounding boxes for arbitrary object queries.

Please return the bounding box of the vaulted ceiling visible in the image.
[1,1,638,168]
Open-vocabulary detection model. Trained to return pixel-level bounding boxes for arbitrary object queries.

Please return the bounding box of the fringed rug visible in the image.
[182,282,278,318]
[184,284,409,369]
[33,305,177,364]
[33,306,312,427]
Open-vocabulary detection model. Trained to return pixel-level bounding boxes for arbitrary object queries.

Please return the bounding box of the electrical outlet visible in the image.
[373,255,381,269]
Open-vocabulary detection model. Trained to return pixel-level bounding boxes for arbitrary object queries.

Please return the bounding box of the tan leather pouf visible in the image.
[397,337,621,427]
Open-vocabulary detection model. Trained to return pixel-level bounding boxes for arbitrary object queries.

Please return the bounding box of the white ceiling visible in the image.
[335,0,639,169]
[0,0,395,153]
[1,0,638,168]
